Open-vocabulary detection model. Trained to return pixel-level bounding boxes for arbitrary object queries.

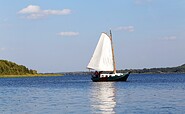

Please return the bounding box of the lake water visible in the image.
[0,74,185,114]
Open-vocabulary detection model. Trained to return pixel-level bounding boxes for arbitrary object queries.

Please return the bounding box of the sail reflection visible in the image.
[90,82,116,114]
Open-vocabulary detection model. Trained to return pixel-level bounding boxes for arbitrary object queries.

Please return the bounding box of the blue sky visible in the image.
[0,0,185,72]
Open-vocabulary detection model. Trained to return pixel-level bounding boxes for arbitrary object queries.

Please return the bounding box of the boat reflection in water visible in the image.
[90,82,116,114]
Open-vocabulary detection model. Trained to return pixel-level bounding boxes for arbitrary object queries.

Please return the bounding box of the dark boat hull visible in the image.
[91,72,130,82]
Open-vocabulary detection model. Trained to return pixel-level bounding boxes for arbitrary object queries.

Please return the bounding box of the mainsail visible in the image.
[87,33,113,71]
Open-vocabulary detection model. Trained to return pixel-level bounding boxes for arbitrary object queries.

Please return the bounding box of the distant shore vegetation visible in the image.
[63,64,185,75]
[120,64,185,74]
[1,59,185,77]
[0,60,63,78]
[0,60,37,75]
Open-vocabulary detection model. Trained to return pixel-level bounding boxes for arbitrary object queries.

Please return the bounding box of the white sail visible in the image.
[87,33,113,71]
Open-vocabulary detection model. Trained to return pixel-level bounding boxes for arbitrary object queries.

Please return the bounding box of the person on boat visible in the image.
[94,71,99,77]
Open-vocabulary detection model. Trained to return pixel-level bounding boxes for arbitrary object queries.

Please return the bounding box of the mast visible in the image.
[110,30,116,74]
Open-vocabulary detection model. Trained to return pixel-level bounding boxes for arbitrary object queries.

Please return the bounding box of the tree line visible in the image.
[0,60,37,75]
[119,64,185,74]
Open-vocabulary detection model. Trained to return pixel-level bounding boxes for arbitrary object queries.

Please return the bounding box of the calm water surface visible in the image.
[0,74,185,114]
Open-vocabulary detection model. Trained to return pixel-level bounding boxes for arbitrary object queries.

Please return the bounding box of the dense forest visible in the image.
[0,60,37,75]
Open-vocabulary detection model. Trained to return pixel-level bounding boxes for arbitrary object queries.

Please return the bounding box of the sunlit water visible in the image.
[0,74,185,114]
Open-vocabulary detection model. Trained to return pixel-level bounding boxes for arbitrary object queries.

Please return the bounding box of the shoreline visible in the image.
[0,73,63,78]
[1,72,185,78]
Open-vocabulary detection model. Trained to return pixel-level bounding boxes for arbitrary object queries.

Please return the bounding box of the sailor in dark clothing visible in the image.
[94,71,99,77]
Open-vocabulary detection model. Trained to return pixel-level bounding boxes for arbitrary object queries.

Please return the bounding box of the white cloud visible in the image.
[162,36,177,41]
[43,9,71,15]
[26,13,45,19]
[58,32,79,37]
[18,5,41,14]
[116,26,134,32]
[18,5,71,19]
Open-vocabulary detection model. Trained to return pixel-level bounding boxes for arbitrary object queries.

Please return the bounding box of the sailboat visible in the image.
[87,30,130,82]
